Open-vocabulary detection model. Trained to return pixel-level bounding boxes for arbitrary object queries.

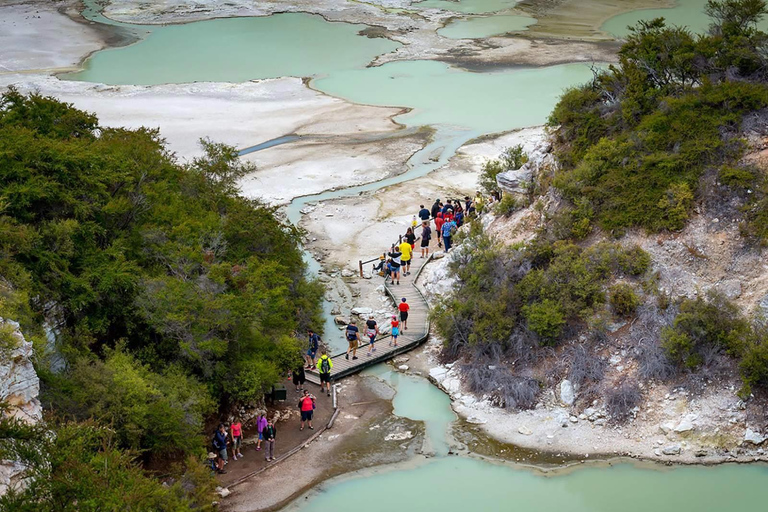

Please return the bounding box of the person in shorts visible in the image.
[345,320,360,360]
[420,221,431,258]
[317,349,333,396]
[255,413,267,451]
[399,297,410,331]
[400,237,413,276]
[365,315,379,355]
[230,419,243,460]
[212,423,228,474]
[299,390,316,431]
[305,330,320,369]
[390,315,400,347]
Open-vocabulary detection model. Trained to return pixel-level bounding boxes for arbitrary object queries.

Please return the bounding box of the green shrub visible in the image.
[720,165,757,188]
[522,300,566,342]
[494,195,518,216]
[609,283,641,317]
[617,245,652,276]
[739,329,768,397]
[479,145,528,195]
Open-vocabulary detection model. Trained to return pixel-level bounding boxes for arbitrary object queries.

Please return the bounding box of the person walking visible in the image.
[388,245,402,285]
[317,349,333,396]
[405,227,416,251]
[431,198,441,220]
[398,298,410,331]
[434,212,444,249]
[442,216,457,252]
[292,363,306,392]
[442,199,454,215]
[263,419,276,462]
[230,419,243,460]
[305,330,320,369]
[420,221,432,258]
[399,236,413,276]
[390,315,400,347]
[212,424,228,474]
[299,390,316,431]
[345,320,360,360]
[255,413,267,451]
[365,315,379,355]
[418,204,431,222]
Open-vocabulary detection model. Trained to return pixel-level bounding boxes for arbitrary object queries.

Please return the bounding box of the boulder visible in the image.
[334,316,349,326]
[559,379,575,406]
[398,365,409,372]
[350,307,373,316]
[341,269,356,278]
[718,279,742,300]
[744,428,766,445]
[673,415,696,433]
[496,164,534,197]
[662,444,681,455]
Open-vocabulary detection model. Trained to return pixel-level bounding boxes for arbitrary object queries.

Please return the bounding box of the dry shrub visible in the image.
[605,378,641,423]
[461,363,541,410]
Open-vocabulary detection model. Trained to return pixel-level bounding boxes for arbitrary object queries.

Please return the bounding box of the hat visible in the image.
[401,298,407,302]
[392,315,397,319]
[208,452,217,460]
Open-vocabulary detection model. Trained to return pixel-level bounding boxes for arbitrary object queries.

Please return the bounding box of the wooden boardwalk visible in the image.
[306,250,434,385]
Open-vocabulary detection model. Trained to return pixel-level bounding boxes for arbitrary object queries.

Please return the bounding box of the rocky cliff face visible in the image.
[0,318,42,496]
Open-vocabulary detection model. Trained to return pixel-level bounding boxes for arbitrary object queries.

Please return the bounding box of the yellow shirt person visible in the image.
[399,241,412,262]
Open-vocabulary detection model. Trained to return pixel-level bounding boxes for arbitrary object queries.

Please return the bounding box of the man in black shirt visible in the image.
[431,199,441,220]
[418,204,431,222]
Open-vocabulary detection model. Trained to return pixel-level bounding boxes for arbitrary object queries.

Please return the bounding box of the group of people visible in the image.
[344,296,410,359]
[210,413,275,474]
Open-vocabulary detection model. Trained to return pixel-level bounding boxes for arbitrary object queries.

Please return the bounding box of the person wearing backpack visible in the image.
[442,217,457,253]
[299,389,316,431]
[263,419,277,462]
[345,320,360,360]
[317,349,333,396]
[420,221,431,258]
[212,423,228,474]
[305,330,321,370]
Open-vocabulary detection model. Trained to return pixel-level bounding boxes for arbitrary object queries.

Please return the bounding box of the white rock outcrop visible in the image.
[559,379,575,406]
[1,319,42,497]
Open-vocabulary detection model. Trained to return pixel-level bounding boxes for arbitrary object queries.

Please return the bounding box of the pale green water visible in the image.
[312,60,595,132]
[63,13,400,84]
[438,14,537,39]
[603,0,768,37]
[414,0,519,14]
[286,457,768,512]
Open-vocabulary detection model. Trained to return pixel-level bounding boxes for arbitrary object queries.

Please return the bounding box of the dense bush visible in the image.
[0,91,323,464]
[0,419,216,512]
[549,1,768,238]
[609,283,641,317]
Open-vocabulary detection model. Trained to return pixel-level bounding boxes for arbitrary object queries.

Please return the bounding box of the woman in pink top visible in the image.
[255,414,268,451]
[230,420,243,460]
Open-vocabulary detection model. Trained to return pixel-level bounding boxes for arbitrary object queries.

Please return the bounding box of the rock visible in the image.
[393,356,410,364]
[334,316,349,326]
[695,449,708,457]
[674,415,695,433]
[216,487,231,498]
[518,426,533,435]
[609,354,622,365]
[569,416,578,423]
[384,430,413,441]
[744,428,766,445]
[429,367,448,382]
[330,306,341,315]
[442,377,461,394]
[398,365,409,372]
[496,164,534,198]
[718,279,742,300]
[654,449,662,457]
[466,416,486,425]
[758,293,768,319]
[659,422,676,434]
[662,444,681,455]
[350,307,373,316]
[559,379,575,406]
[341,269,356,278]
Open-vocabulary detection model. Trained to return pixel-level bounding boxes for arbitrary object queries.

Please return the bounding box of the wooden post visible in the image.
[359,260,363,278]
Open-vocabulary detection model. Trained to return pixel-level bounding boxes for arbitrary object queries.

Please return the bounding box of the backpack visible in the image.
[320,356,331,374]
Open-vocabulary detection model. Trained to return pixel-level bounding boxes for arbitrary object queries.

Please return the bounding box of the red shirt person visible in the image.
[398,298,410,331]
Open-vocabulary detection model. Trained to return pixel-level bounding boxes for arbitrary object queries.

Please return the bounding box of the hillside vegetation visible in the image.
[434,0,768,418]
[0,90,322,509]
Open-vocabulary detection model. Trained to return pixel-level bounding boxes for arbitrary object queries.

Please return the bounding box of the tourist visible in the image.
[230,419,243,460]
[292,363,306,392]
[442,216,457,252]
[442,199,454,215]
[473,191,483,215]
[263,419,276,462]
[299,390,316,431]
[400,235,413,276]
[255,413,267,451]
[306,329,320,369]
[317,349,333,396]
[405,226,416,251]
[420,221,432,258]
[390,315,400,347]
[455,207,464,228]
[418,204,431,222]
[431,198,441,219]
[366,315,379,355]
[212,423,228,474]
[345,320,360,360]
[434,212,444,248]
[465,196,474,215]
[399,297,410,331]
[388,244,402,285]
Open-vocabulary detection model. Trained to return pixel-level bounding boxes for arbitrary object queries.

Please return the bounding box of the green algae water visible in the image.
[438,14,537,39]
[285,457,768,512]
[414,0,520,14]
[312,60,595,132]
[603,0,768,37]
[63,13,400,85]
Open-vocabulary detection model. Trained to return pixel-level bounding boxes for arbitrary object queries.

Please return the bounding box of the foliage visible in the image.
[494,195,518,216]
[549,1,768,236]
[0,91,323,465]
[609,283,641,317]
[605,378,642,423]
[478,144,528,195]
[661,292,751,368]
[739,326,768,396]
[0,418,216,512]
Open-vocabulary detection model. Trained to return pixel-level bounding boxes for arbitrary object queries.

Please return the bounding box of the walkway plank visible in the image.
[306,250,434,385]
